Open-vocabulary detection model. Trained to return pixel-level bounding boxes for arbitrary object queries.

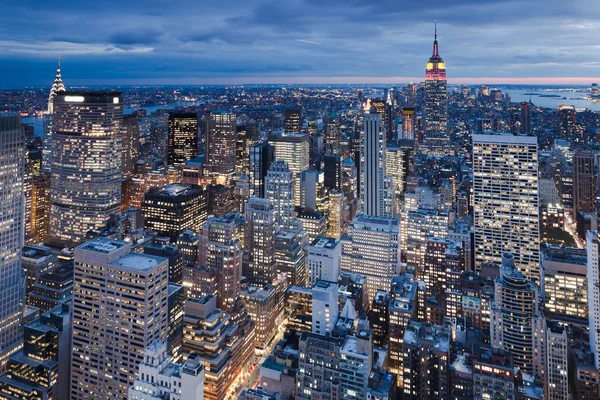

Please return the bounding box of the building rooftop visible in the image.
[111,253,165,271]
[309,236,339,249]
[78,238,127,254]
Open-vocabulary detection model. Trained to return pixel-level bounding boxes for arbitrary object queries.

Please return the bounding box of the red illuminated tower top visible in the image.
[426,22,446,81]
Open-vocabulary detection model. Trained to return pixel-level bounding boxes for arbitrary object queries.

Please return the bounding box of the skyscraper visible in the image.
[573,151,596,217]
[0,115,25,373]
[284,108,302,133]
[122,114,140,178]
[424,24,449,155]
[559,104,576,143]
[268,132,310,207]
[71,238,169,400]
[324,112,341,154]
[43,57,66,172]
[360,102,394,217]
[521,102,532,134]
[205,110,236,181]
[473,132,541,282]
[587,230,600,370]
[199,213,243,315]
[244,197,277,285]
[249,142,275,198]
[50,92,123,242]
[401,106,416,141]
[168,112,198,167]
[265,159,295,229]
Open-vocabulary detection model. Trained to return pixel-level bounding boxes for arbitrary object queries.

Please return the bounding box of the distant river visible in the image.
[502,89,600,111]
[22,101,201,137]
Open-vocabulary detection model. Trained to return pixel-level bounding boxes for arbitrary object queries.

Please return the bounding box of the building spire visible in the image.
[433,21,439,57]
[48,55,66,114]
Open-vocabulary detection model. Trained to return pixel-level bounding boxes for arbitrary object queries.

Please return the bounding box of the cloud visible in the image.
[109,27,164,46]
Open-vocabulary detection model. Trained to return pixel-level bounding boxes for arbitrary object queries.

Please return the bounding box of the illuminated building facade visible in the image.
[573,151,596,218]
[142,184,207,242]
[424,25,449,155]
[241,278,286,351]
[50,92,123,242]
[587,230,600,370]
[199,213,244,315]
[122,114,140,178]
[360,103,394,217]
[71,238,169,400]
[265,160,295,229]
[274,223,308,287]
[284,108,302,133]
[401,107,416,140]
[268,132,310,207]
[205,110,236,181]
[0,115,25,373]
[328,190,348,239]
[559,104,576,143]
[244,197,277,285]
[473,133,540,282]
[249,142,275,198]
[307,236,341,286]
[341,214,400,302]
[168,112,198,167]
[324,112,340,155]
[43,58,66,172]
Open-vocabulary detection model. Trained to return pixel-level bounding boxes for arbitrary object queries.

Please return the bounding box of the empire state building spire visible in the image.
[48,55,66,114]
[433,21,439,57]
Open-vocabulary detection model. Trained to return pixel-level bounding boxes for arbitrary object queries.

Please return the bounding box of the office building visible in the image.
[324,154,343,191]
[284,108,302,133]
[199,213,244,314]
[129,342,205,400]
[205,110,236,180]
[312,280,339,336]
[424,26,449,155]
[265,160,295,229]
[122,114,140,178]
[50,92,123,242]
[71,238,169,400]
[559,104,577,143]
[341,214,400,302]
[168,112,198,167]
[472,346,515,400]
[0,115,25,373]
[43,58,66,171]
[541,244,588,325]
[405,208,449,274]
[402,321,451,399]
[296,332,343,400]
[142,184,207,242]
[182,295,255,400]
[388,276,418,382]
[360,102,394,217]
[182,264,217,300]
[573,151,596,217]
[0,304,71,400]
[296,208,326,244]
[21,244,54,294]
[241,279,286,351]
[31,172,51,242]
[268,132,310,207]
[236,125,250,174]
[546,321,568,400]
[307,237,341,286]
[245,197,277,285]
[27,262,73,313]
[473,133,541,282]
[339,331,373,400]
[521,102,532,134]
[177,230,200,263]
[328,190,348,239]
[423,238,452,297]
[490,253,545,377]
[401,106,416,140]
[324,112,340,155]
[249,142,275,198]
[588,230,600,370]
[274,223,308,287]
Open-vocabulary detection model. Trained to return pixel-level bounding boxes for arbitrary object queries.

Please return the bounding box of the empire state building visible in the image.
[424,24,449,156]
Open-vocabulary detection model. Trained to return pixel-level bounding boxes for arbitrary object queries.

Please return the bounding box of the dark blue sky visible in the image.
[2,0,600,87]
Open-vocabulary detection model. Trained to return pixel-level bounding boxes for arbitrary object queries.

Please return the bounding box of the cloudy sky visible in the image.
[2,0,600,87]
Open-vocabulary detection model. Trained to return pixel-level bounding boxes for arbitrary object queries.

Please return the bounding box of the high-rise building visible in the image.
[324,154,343,191]
[472,347,516,399]
[122,114,140,178]
[168,112,198,167]
[268,132,310,207]
[129,342,205,400]
[341,214,400,302]
[521,102,532,134]
[142,184,207,242]
[388,276,418,381]
[587,230,600,370]
[296,332,344,400]
[401,107,416,141]
[311,280,340,336]
[546,321,568,400]
[43,58,66,172]
[50,92,123,242]
[324,112,340,155]
[71,238,169,400]
[360,102,394,217]
[0,115,25,373]
[405,208,449,274]
[30,172,51,242]
[424,25,449,155]
[328,190,348,239]
[490,253,545,378]
[307,237,341,286]
[265,160,295,229]
[205,110,236,181]
[244,197,277,285]
[249,142,275,198]
[573,151,596,218]
[473,132,541,282]
[199,213,244,315]
[236,125,250,174]
[0,304,71,400]
[284,108,302,133]
[274,223,308,287]
[559,104,577,143]
[182,295,254,400]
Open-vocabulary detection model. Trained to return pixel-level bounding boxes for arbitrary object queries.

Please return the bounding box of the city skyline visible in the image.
[2,0,600,87]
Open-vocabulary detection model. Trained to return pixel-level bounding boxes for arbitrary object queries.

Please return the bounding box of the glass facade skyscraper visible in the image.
[50,92,123,242]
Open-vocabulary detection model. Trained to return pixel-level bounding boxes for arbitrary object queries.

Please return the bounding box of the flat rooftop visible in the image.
[310,236,339,249]
[79,238,127,254]
[110,253,165,271]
